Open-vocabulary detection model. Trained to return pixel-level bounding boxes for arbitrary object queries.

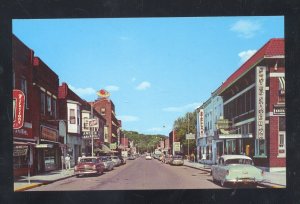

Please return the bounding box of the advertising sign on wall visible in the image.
[13,89,25,129]
[173,142,181,152]
[255,66,266,140]
[41,126,58,142]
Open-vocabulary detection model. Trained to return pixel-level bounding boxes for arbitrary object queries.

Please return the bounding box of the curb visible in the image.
[183,163,211,173]
[14,174,76,192]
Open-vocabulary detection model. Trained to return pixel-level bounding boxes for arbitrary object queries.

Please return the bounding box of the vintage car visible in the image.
[211,155,264,187]
[169,155,184,166]
[145,154,152,160]
[74,157,105,177]
[109,156,122,167]
[99,156,115,171]
[118,155,127,164]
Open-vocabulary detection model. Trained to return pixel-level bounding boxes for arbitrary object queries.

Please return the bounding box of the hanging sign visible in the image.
[199,109,205,137]
[13,89,25,129]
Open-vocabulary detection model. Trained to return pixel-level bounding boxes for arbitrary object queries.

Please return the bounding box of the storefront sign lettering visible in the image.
[13,145,28,156]
[41,126,58,142]
[13,89,25,129]
[256,66,266,140]
[273,105,285,115]
[199,109,205,137]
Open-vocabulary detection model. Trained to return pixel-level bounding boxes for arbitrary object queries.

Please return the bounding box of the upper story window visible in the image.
[47,95,52,114]
[20,78,28,109]
[278,77,285,103]
[41,92,45,114]
[52,98,57,119]
[69,109,76,124]
[77,109,80,126]
[101,108,106,115]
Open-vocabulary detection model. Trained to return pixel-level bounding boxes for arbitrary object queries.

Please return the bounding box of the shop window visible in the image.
[69,109,76,124]
[20,78,28,109]
[41,92,45,114]
[255,139,266,157]
[13,155,28,169]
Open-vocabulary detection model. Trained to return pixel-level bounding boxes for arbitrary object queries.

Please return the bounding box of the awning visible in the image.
[101,144,111,153]
[13,141,36,146]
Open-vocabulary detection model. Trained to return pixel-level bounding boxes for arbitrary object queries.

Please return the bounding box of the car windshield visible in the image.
[80,158,97,163]
[225,158,253,165]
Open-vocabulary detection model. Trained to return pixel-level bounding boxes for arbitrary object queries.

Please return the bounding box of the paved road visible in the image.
[28,157,225,191]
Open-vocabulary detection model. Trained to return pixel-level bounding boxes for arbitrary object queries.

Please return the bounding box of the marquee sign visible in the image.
[256,66,266,140]
[173,142,181,152]
[13,89,25,129]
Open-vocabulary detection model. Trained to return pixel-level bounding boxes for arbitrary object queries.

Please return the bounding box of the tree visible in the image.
[173,110,197,156]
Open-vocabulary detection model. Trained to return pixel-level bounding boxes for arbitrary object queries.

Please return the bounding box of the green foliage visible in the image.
[122,130,167,153]
[173,111,197,155]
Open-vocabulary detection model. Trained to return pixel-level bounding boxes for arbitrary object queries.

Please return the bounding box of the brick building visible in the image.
[169,130,180,155]
[12,35,35,176]
[91,97,121,149]
[217,38,285,172]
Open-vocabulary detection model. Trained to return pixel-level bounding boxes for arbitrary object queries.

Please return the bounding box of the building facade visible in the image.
[217,38,285,172]
[92,97,121,150]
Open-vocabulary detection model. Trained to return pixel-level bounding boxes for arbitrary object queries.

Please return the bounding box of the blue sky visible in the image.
[13,16,284,136]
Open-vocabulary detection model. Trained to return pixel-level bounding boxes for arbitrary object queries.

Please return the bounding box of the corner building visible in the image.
[217,38,285,172]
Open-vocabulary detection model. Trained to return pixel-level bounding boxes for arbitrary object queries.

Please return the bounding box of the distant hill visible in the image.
[123,130,168,153]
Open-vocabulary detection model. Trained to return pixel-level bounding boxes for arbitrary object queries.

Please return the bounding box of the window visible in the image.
[41,92,45,114]
[69,109,76,124]
[20,78,28,109]
[52,98,57,118]
[47,95,51,113]
[77,109,80,125]
[255,139,266,157]
[101,108,106,115]
[83,117,89,130]
[278,77,285,103]
[278,132,285,156]
[279,116,286,131]
[13,99,16,121]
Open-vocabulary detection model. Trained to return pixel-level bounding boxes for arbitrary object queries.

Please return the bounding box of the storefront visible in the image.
[13,141,35,177]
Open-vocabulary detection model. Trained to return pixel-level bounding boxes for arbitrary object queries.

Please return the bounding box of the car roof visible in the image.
[221,155,252,161]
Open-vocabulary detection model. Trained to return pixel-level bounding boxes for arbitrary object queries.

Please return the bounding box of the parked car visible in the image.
[164,155,172,164]
[145,154,152,160]
[128,155,136,160]
[99,156,115,171]
[169,155,184,166]
[118,155,127,164]
[211,155,264,187]
[74,157,105,177]
[110,155,122,166]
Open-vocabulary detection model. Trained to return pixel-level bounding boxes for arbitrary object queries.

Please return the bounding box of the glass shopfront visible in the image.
[44,148,58,171]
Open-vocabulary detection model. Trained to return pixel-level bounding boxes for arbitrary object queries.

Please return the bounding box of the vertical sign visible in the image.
[256,66,266,140]
[13,89,25,129]
[199,109,205,138]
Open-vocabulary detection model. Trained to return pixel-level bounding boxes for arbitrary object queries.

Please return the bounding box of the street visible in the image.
[28,156,226,191]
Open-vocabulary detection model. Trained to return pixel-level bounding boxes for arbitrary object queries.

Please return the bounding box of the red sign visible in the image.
[97,89,110,98]
[14,127,33,139]
[13,89,25,129]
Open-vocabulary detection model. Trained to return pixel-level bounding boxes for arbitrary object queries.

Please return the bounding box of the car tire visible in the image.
[220,179,226,187]
[76,174,80,178]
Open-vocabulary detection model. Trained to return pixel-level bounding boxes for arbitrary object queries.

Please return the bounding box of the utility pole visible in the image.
[188,113,190,160]
[91,102,94,156]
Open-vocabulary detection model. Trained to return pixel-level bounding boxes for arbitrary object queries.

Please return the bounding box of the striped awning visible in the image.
[279,77,285,91]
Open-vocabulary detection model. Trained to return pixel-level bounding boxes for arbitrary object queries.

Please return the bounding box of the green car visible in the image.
[211,155,264,187]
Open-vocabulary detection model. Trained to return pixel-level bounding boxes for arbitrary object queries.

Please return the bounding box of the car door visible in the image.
[216,158,225,181]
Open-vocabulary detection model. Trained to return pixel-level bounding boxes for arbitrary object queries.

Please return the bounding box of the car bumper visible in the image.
[74,170,98,175]
[226,178,263,184]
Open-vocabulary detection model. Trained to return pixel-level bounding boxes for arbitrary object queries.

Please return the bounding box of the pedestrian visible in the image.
[65,154,71,170]
[78,153,86,164]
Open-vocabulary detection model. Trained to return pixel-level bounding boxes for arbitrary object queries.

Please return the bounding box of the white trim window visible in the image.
[47,95,52,114]
[41,92,45,115]
[20,77,28,109]
[69,109,76,124]
[278,132,286,157]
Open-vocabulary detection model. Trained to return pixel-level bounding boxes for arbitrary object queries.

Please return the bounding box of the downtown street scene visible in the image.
[12,17,286,191]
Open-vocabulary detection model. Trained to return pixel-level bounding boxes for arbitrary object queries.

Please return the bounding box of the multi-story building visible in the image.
[32,57,62,173]
[12,35,35,176]
[58,82,84,166]
[196,87,223,164]
[91,97,121,150]
[169,130,180,155]
[217,38,285,172]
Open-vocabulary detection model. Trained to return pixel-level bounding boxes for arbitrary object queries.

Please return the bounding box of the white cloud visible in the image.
[136,81,151,90]
[238,50,257,63]
[117,115,139,122]
[230,20,261,38]
[69,85,96,96]
[163,102,202,112]
[105,85,120,92]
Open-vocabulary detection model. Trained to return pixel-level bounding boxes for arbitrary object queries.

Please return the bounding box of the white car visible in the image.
[109,156,122,166]
[145,155,152,160]
[211,155,264,187]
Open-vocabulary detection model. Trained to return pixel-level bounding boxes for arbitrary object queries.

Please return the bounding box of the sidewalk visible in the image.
[183,160,286,188]
[14,168,75,192]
